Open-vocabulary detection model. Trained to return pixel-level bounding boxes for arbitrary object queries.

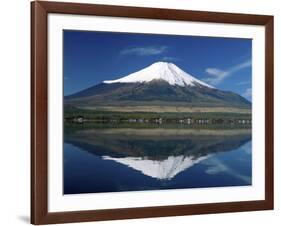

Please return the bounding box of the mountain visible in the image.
[103,61,214,88]
[65,127,251,180]
[65,62,251,108]
[103,155,210,180]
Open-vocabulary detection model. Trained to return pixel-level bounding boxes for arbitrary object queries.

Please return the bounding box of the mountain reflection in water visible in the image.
[64,126,252,194]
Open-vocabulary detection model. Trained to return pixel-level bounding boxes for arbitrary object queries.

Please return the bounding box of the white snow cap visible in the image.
[103,155,210,180]
[103,62,214,88]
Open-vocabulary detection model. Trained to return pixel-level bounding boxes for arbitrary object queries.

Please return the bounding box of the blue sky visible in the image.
[64,30,252,100]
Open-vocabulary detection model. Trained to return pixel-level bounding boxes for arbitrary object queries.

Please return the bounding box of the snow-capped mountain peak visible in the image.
[102,155,210,180]
[103,62,214,88]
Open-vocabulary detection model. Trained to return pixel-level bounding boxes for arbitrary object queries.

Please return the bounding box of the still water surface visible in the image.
[64,125,252,194]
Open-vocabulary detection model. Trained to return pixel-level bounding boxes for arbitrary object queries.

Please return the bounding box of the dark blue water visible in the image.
[64,127,252,194]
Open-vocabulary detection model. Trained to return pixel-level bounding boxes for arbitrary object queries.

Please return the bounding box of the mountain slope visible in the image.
[65,128,251,180]
[65,62,251,108]
[103,155,210,180]
[104,61,214,88]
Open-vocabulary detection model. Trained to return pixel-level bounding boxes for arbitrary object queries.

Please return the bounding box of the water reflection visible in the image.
[64,126,252,194]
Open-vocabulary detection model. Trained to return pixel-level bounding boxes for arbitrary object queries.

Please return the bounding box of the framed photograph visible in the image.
[31,1,274,224]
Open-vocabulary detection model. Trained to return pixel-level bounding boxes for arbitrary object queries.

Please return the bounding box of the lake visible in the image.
[64,125,252,194]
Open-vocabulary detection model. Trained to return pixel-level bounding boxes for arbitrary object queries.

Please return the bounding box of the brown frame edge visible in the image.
[31,1,274,224]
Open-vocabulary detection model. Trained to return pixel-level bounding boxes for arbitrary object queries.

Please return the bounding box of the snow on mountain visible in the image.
[103,154,210,180]
[103,62,214,89]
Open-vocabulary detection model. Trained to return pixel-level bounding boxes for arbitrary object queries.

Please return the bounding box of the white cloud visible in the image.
[239,141,252,155]
[204,158,251,184]
[205,162,227,175]
[237,81,251,85]
[161,56,179,62]
[120,46,168,56]
[243,88,252,100]
[204,59,252,85]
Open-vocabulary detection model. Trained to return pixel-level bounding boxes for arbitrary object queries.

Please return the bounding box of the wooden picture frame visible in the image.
[31,1,274,224]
